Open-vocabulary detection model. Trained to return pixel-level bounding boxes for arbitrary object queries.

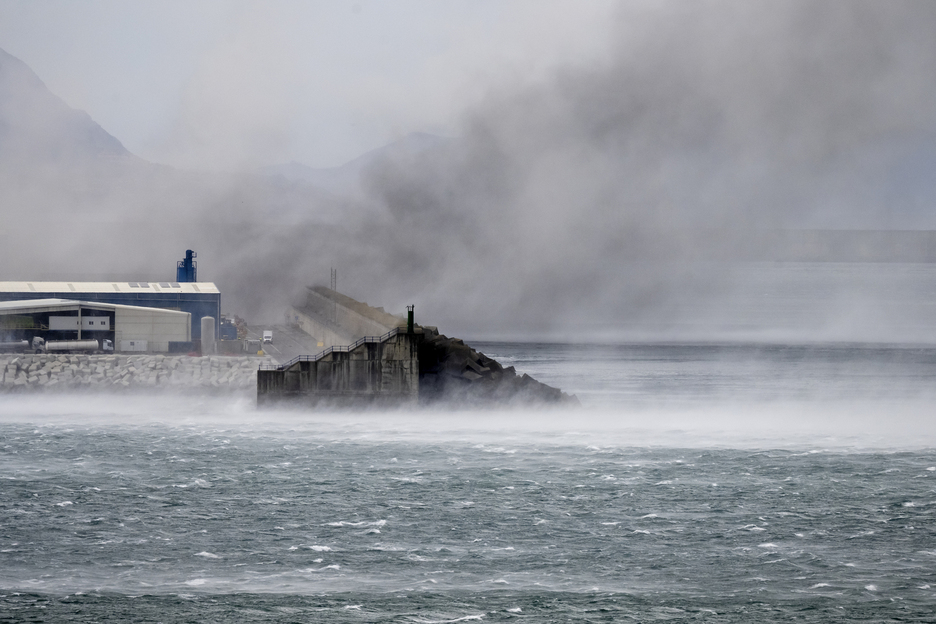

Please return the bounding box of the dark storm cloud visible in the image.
[344,0,936,337]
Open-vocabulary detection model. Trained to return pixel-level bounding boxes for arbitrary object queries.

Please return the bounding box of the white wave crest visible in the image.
[410,614,485,623]
[326,519,387,527]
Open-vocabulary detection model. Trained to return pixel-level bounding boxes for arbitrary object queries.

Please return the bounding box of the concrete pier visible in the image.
[257,329,418,407]
[260,287,576,408]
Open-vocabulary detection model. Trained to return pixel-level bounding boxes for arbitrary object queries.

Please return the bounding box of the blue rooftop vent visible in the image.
[176,250,197,282]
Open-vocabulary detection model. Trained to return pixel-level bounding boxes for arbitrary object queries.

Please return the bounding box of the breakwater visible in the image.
[264,287,578,407]
[0,353,274,392]
[417,326,578,405]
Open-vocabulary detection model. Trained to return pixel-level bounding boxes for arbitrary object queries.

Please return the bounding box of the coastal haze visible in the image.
[2,2,936,622]
[1,1,935,339]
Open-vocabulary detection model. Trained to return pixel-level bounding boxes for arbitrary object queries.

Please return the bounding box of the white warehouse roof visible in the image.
[0,298,191,318]
[0,281,219,294]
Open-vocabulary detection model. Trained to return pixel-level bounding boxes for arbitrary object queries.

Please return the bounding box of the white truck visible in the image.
[262,330,273,344]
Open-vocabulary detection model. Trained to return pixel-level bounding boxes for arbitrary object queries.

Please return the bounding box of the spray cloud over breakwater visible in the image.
[0,2,935,341]
[351,0,936,338]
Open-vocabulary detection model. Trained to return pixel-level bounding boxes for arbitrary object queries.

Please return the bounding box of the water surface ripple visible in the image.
[2,340,936,622]
[1,420,934,621]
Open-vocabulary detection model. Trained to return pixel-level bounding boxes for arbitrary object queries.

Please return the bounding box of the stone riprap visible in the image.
[417,327,579,406]
[0,354,274,393]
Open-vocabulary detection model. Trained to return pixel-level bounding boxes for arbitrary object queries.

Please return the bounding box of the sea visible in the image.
[2,340,936,622]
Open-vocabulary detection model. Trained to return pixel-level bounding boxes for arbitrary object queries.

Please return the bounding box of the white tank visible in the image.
[45,340,99,351]
[201,316,216,355]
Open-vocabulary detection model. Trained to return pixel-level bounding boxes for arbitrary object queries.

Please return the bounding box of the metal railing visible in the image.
[258,327,400,371]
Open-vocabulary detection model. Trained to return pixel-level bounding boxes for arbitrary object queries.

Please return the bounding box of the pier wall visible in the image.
[286,305,353,349]
[290,286,404,346]
[257,332,418,407]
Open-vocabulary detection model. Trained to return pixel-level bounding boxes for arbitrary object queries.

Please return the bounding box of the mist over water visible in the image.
[4,340,936,450]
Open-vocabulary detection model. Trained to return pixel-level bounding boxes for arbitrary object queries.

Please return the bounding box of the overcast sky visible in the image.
[0,0,619,170]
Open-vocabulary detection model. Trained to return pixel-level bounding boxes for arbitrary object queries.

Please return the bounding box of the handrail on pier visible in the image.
[258,327,400,371]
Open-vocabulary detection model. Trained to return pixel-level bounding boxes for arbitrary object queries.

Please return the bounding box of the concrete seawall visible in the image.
[257,331,418,407]
[286,305,352,349]
[288,286,405,348]
[0,353,274,393]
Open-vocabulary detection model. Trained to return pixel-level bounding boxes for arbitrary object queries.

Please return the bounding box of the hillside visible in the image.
[0,48,129,165]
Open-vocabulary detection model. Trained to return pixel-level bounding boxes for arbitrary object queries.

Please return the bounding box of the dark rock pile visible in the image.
[416,326,578,406]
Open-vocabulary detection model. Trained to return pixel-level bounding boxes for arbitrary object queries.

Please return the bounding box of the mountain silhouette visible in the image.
[0,47,129,165]
[258,132,452,199]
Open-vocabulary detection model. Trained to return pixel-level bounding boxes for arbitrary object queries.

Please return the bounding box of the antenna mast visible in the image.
[330,268,337,323]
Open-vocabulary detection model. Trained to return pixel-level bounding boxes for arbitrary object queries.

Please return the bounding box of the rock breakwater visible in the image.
[417,327,578,406]
[0,354,274,393]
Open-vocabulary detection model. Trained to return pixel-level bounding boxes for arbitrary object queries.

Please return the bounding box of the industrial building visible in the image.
[0,281,219,339]
[0,298,191,353]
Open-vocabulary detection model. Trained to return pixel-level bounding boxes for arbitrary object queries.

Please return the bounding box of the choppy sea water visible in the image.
[1,342,935,622]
